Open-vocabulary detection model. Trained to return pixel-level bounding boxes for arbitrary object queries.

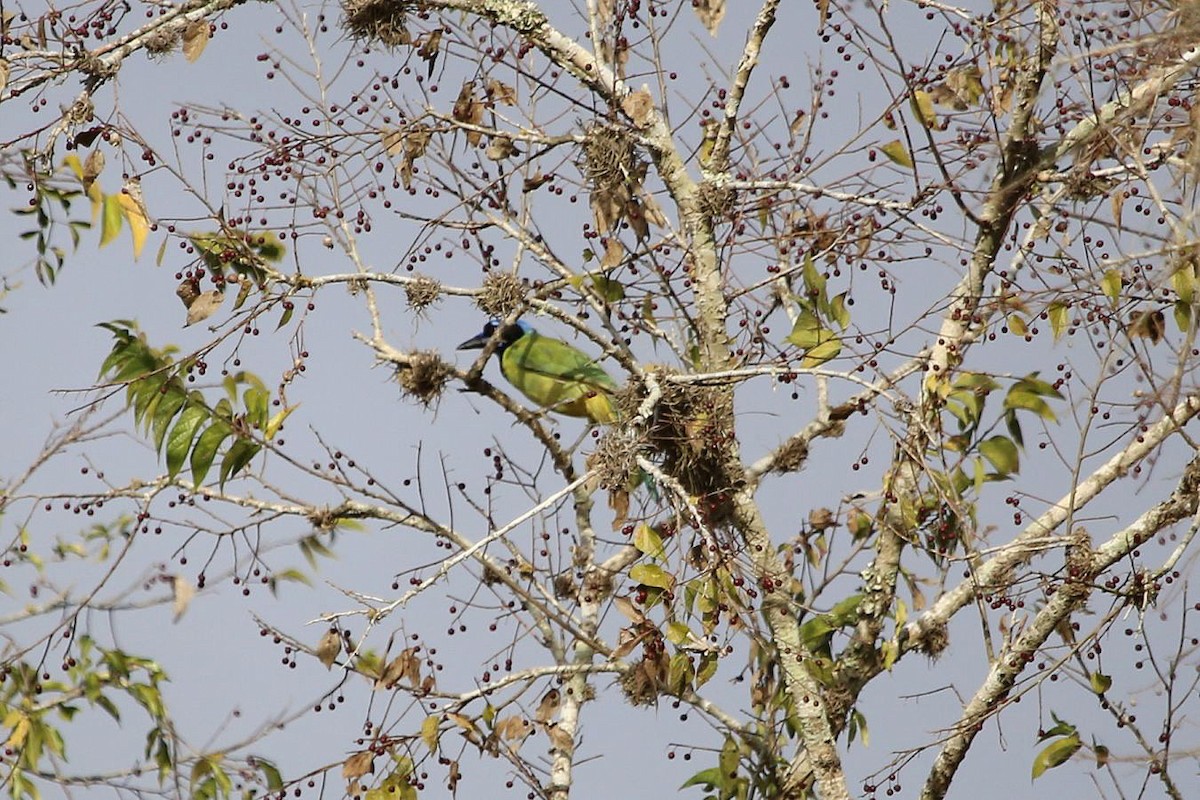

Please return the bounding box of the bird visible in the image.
[457,320,618,423]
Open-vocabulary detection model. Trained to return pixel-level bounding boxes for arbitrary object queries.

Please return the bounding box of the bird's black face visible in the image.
[457,320,526,352]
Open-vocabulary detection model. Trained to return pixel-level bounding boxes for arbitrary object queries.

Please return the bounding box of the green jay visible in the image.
[457,320,618,423]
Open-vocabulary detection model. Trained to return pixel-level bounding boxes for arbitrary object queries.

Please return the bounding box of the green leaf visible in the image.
[1172,266,1196,303]
[629,563,674,591]
[589,274,625,302]
[1089,672,1112,694]
[243,386,270,430]
[219,439,261,488]
[680,767,724,791]
[152,388,189,452]
[633,523,665,558]
[786,310,824,349]
[801,253,827,305]
[695,651,718,687]
[1004,375,1061,422]
[1031,733,1081,779]
[1047,302,1069,340]
[830,291,851,329]
[255,758,284,792]
[802,337,841,368]
[165,405,209,479]
[665,621,692,646]
[786,310,842,367]
[276,305,294,330]
[979,436,1020,476]
[189,420,233,487]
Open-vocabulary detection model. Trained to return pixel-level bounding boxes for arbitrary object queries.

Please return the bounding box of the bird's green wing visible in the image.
[499,331,618,421]
[503,331,616,391]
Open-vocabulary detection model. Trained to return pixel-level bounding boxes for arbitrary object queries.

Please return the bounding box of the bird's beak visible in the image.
[456,332,489,351]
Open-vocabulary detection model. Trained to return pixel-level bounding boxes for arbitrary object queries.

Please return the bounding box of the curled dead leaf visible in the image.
[693,0,726,36]
[621,87,654,128]
[534,688,561,723]
[185,290,224,327]
[485,135,520,161]
[341,751,374,780]
[315,628,341,670]
[82,149,105,189]
[182,20,209,62]
[171,574,195,621]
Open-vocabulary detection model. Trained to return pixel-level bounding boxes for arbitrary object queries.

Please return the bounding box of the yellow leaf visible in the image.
[1101,269,1122,305]
[420,715,440,752]
[88,182,103,224]
[265,404,297,439]
[63,153,85,182]
[911,90,937,128]
[880,139,913,168]
[5,712,29,749]
[100,193,123,246]
[1047,302,1068,340]
[117,188,149,259]
[182,20,209,62]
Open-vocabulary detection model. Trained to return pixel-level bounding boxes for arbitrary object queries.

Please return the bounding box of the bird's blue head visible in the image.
[457,319,533,352]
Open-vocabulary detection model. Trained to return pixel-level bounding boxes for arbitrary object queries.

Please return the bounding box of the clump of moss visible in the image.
[476,272,526,319]
[590,427,644,491]
[617,367,736,523]
[396,350,452,407]
[144,28,180,58]
[404,274,442,314]
[341,0,414,46]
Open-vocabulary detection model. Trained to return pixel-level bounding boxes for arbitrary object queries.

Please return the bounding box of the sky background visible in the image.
[2,0,1197,798]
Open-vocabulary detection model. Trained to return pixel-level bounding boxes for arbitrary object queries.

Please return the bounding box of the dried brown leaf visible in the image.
[545,722,574,752]
[185,290,224,326]
[486,79,517,105]
[374,647,420,689]
[182,20,209,63]
[453,82,484,145]
[534,688,561,723]
[381,127,404,156]
[600,238,624,270]
[171,574,195,621]
[612,595,646,624]
[82,149,105,188]
[485,135,520,161]
[621,87,654,128]
[315,629,341,670]
[693,0,726,35]
[341,751,374,780]
[176,279,200,308]
[495,715,533,744]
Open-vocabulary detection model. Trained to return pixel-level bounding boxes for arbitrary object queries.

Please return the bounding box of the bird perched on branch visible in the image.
[457,320,618,423]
